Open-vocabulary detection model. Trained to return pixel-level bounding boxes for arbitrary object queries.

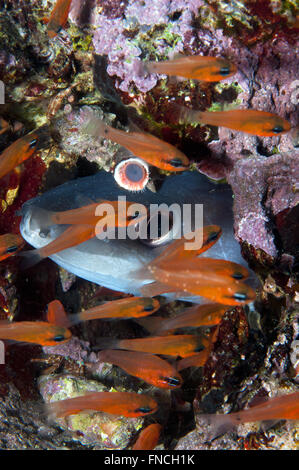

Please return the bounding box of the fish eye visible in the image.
[271,126,284,134]
[135,406,153,414]
[29,138,38,149]
[6,245,18,253]
[53,334,66,342]
[233,292,248,301]
[170,158,184,168]
[219,66,230,76]
[207,231,220,243]
[232,271,245,280]
[162,376,181,387]
[195,345,204,353]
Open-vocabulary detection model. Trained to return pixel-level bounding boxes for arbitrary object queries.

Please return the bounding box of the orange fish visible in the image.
[0,126,48,180]
[145,55,237,82]
[46,391,158,418]
[149,258,249,282]
[132,423,162,450]
[83,113,190,172]
[201,391,299,437]
[98,349,182,389]
[140,260,255,305]
[0,233,25,262]
[0,320,71,346]
[157,303,229,333]
[47,0,72,38]
[179,107,291,137]
[95,334,203,358]
[70,296,160,325]
[36,199,147,229]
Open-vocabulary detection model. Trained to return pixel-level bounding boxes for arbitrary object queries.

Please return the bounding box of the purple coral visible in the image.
[92,0,206,93]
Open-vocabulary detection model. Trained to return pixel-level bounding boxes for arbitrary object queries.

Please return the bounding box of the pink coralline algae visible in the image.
[228,153,299,261]
[92,0,207,93]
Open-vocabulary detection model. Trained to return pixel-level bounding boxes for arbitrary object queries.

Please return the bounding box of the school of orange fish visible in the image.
[0,0,297,450]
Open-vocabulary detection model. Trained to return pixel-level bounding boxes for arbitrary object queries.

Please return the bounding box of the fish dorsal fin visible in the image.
[47,300,70,328]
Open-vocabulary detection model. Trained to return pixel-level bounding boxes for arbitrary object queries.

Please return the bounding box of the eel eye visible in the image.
[114,158,149,191]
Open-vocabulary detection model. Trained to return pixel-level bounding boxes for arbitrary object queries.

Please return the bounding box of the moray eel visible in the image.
[20,171,255,298]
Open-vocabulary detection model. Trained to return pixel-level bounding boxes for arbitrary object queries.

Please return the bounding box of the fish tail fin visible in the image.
[170,103,203,125]
[92,337,120,352]
[199,412,237,440]
[136,59,148,77]
[66,313,82,327]
[18,249,44,270]
[134,316,165,335]
[82,110,110,140]
[45,400,68,420]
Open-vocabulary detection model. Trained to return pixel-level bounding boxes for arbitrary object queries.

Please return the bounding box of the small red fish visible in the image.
[83,112,190,172]
[98,349,182,389]
[70,296,160,324]
[36,199,147,229]
[0,320,71,346]
[157,303,229,333]
[95,334,203,358]
[135,226,254,305]
[132,423,162,450]
[178,106,291,137]
[46,391,158,418]
[47,0,72,38]
[0,233,25,262]
[200,391,299,437]
[145,55,237,82]
[150,258,249,282]
[140,263,255,306]
[0,126,49,180]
